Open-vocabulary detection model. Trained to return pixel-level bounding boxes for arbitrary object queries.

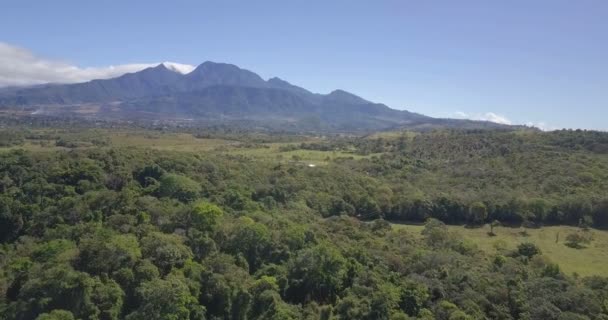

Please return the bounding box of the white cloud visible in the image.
[163,62,195,75]
[478,112,512,125]
[525,121,558,131]
[454,111,559,131]
[453,111,512,125]
[0,42,195,87]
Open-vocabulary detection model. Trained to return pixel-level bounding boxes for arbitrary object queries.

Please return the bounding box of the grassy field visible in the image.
[109,132,234,152]
[108,131,378,165]
[392,223,608,277]
[366,130,417,140]
[1,129,379,165]
[226,143,380,165]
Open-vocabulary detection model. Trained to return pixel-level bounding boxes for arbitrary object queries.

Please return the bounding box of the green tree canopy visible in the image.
[286,243,347,304]
[158,173,202,202]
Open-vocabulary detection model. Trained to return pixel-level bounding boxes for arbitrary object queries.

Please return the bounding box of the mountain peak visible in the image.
[325,89,369,105]
[267,77,289,85]
[184,61,268,88]
[160,62,195,74]
[117,63,184,81]
[191,61,240,74]
[149,63,170,72]
[267,77,312,95]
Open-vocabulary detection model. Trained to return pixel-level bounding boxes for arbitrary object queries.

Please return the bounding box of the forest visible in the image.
[1,125,608,320]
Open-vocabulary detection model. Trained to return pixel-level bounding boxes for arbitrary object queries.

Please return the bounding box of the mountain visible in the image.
[179,62,269,90]
[0,64,181,105]
[0,61,514,131]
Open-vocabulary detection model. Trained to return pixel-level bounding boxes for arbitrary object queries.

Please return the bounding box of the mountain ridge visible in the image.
[0,61,517,132]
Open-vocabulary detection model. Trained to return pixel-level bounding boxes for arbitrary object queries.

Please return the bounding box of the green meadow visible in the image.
[0,129,379,165]
[392,223,608,277]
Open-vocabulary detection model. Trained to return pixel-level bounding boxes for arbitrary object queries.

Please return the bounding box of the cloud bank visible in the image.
[454,111,512,125]
[453,111,557,131]
[525,121,557,132]
[0,42,194,87]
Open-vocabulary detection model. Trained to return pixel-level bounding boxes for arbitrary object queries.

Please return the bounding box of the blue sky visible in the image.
[1,0,607,130]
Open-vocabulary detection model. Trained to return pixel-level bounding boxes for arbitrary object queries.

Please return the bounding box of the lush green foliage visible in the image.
[1,127,608,319]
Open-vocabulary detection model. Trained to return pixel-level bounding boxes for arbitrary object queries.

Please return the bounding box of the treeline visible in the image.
[384,196,608,227]
[301,189,608,228]
[294,129,608,156]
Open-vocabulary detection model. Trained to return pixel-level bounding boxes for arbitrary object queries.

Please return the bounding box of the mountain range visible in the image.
[0,61,514,132]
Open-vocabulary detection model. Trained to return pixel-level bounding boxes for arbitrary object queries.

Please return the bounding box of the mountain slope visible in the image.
[0,61,515,131]
[0,64,185,105]
[178,62,269,90]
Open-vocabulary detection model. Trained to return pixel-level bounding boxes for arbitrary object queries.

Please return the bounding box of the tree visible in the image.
[250,289,299,320]
[558,312,595,320]
[286,244,347,304]
[489,220,501,236]
[435,300,473,320]
[565,231,592,249]
[15,264,104,319]
[30,239,77,264]
[35,310,75,320]
[133,259,160,283]
[141,232,193,274]
[134,165,165,187]
[249,276,281,318]
[356,196,382,220]
[334,294,372,320]
[223,217,272,272]
[399,283,430,317]
[126,276,204,320]
[517,242,541,258]
[0,198,22,242]
[199,272,233,317]
[422,218,450,248]
[542,263,561,278]
[526,198,550,222]
[468,202,488,225]
[369,286,400,320]
[188,201,223,232]
[158,174,202,202]
[90,277,125,320]
[592,199,608,228]
[77,232,141,275]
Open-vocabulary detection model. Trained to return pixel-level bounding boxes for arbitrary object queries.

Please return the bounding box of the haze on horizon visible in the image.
[1,0,606,131]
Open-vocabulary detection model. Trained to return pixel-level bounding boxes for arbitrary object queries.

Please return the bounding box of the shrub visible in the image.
[565,231,593,249]
[517,242,541,258]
